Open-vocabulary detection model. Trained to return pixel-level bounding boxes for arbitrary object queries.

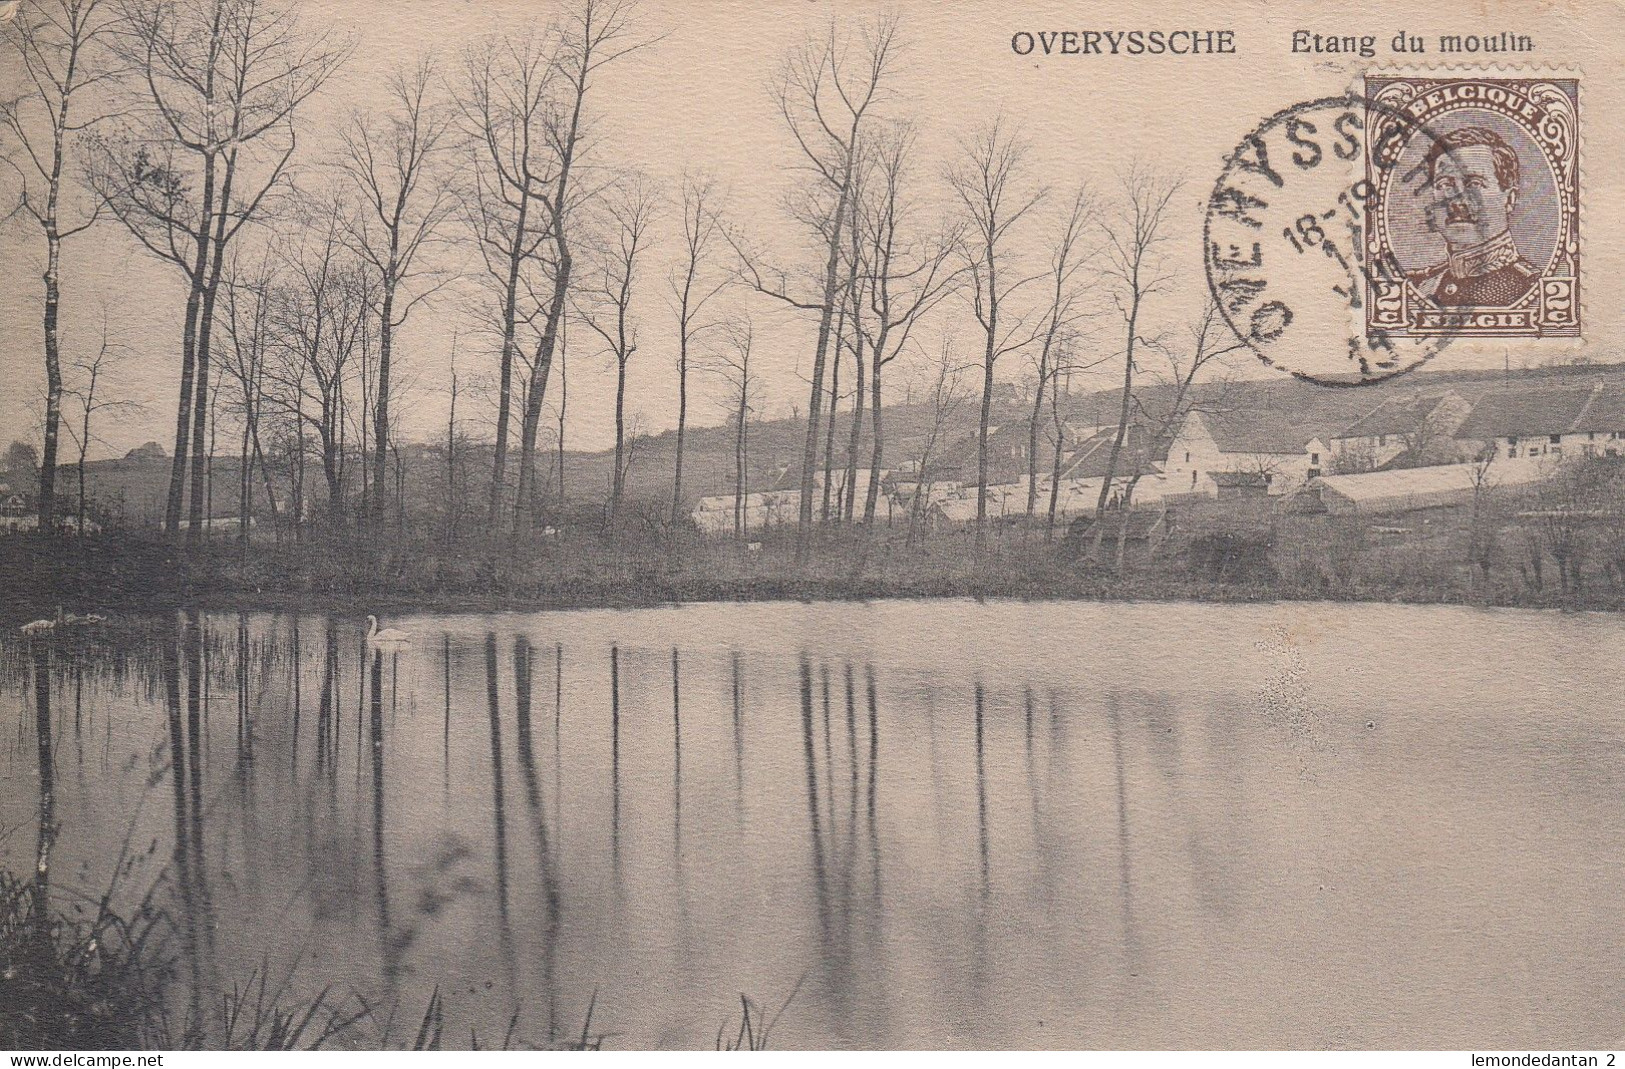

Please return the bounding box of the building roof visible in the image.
[1312,460,1547,512]
[1198,398,1349,455]
[1572,384,1625,433]
[1059,426,1160,481]
[1454,385,1611,439]
[1337,391,1461,440]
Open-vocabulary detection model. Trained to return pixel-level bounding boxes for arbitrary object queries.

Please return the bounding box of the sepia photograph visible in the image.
[1,0,1623,1055]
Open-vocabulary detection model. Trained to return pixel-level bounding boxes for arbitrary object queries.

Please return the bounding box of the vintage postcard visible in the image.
[3,0,1624,1056]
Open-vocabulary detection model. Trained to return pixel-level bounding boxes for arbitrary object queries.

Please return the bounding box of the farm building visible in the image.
[1329,390,1472,470]
[1454,383,1625,463]
[1310,462,1546,515]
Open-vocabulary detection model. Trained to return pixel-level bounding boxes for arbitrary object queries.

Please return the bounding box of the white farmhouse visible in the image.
[1163,410,1330,498]
[1454,383,1625,464]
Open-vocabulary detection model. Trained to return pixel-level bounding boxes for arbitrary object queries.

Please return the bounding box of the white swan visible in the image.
[366,615,413,644]
[20,609,107,633]
[21,607,65,634]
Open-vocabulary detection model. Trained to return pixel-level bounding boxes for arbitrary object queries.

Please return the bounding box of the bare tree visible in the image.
[1,0,124,535]
[218,252,280,544]
[734,14,899,560]
[851,124,960,527]
[578,176,656,533]
[61,313,142,535]
[340,55,453,534]
[1532,461,1608,595]
[1025,187,1095,519]
[702,314,759,540]
[823,211,856,524]
[1111,297,1243,573]
[1043,328,1093,542]
[517,0,644,535]
[906,340,968,545]
[265,198,373,523]
[668,171,726,526]
[458,29,563,529]
[458,2,642,535]
[1091,163,1182,556]
[945,118,1046,555]
[1468,446,1500,588]
[440,331,473,544]
[92,0,346,542]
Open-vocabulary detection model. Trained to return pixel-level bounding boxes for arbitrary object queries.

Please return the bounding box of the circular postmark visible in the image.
[1204,93,1464,385]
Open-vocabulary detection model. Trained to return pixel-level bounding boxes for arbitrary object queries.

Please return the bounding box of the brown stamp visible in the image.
[1365,75,1580,339]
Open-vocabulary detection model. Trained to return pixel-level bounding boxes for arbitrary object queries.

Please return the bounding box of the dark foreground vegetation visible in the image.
[0,866,601,1049]
[0,868,790,1050]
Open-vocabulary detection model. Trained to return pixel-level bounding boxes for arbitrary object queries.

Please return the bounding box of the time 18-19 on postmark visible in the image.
[1205,74,1581,386]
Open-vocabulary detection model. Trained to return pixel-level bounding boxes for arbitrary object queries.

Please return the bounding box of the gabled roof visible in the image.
[1337,391,1462,440]
[1572,385,1625,433]
[1059,426,1160,481]
[934,422,1039,486]
[1454,386,1606,439]
[1196,395,1360,455]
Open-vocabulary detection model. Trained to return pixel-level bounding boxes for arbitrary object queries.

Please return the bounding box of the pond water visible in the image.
[5,599,1625,1049]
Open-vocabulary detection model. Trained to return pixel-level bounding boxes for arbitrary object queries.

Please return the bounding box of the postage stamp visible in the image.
[1364,75,1581,340]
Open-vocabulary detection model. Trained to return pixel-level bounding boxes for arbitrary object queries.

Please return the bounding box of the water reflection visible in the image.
[30,642,54,928]
[7,602,1625,1049]
[483,632,516,1001]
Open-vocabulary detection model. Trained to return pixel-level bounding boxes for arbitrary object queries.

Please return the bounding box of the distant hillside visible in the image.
[28,360,1625,529]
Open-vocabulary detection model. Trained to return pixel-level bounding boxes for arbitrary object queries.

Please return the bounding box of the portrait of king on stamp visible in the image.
[1365,76,1580,339]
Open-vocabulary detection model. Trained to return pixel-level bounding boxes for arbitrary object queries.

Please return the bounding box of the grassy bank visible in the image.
[0,869,430,1050]
[4,524,1625,618]
[1,868,798,1050]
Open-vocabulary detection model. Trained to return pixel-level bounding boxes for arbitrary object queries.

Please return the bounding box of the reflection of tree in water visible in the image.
[797,653,888,1045]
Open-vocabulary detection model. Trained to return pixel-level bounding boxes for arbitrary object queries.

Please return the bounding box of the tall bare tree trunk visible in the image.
[733,395,747,540]
[555,337,568,515]
[610,356,628,530]
[40,220,64,535]
[488,196,529,528]
[842,304,865,524]
[975,317,997,555]
[799,207,847,554]
[76,424,89,539]
[821,304,844,524]
[1046,421,1065,542]
[515,261,567,530]
[167,150,219,536]
[673,332,689,527]
[863,351,885,525]
[239,421,251,553]
[373,280,396,533]
[189,138,247,544]
[1025,371,1047,518]
[1092,302,1137,557]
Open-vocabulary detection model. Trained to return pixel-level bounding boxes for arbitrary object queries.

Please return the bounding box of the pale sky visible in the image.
[2,0,1620,458]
